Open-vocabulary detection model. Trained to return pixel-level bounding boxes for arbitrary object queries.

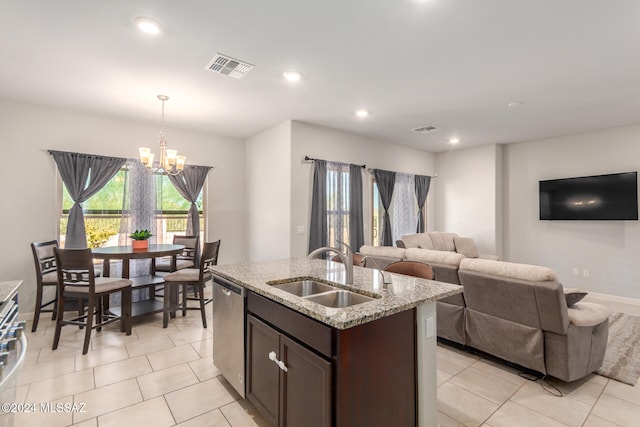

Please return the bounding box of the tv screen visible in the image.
[539,172,638,220]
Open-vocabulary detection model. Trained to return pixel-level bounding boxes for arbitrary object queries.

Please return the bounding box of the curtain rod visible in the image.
[366,167,436,178]
[46,149,214,169]
[304,155,366,169]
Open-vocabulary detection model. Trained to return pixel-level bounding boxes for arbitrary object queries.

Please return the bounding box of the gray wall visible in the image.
[433,123,640,299]
[245,121,292,261]
[0,98,246,313]
[289,121,436,258]
[503,124,640,298]
[434,144,503,256]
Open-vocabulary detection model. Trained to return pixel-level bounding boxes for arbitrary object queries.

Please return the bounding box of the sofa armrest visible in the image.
[567,302,612,327]
[478,253,500,261]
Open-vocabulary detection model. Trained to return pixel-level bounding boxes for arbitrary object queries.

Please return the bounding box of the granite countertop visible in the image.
[210,258,462,329]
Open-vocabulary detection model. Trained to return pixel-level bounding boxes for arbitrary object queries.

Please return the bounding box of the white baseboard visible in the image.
[586,291,640,307]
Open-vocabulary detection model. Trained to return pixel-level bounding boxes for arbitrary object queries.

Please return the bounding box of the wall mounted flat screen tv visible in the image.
[539,172,638,220]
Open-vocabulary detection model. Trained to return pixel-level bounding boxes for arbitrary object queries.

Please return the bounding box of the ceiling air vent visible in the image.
[205,53,254,79]
[412,126,438,134]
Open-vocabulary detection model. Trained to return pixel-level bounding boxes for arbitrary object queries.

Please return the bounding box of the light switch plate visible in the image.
[426,317,434,339]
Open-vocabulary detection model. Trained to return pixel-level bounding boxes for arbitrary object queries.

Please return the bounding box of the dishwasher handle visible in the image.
[213,275,245,296]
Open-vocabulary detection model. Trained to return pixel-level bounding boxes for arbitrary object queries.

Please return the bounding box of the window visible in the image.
[326,162,351,249]
[156,174,204,243]
[372,173,425,246]
[59,164,205,248]
[60,169,126,248]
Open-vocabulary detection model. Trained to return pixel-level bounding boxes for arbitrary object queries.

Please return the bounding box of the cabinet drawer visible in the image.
[247,292,332,358]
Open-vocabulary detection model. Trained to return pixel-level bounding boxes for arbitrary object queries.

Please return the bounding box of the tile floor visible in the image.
[8,293,640,427]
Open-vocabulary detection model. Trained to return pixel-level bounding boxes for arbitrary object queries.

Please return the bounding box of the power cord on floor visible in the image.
[518,372,563,397]
[540,376,563,397]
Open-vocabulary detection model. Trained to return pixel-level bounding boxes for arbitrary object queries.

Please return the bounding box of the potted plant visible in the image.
[129,229,152,250]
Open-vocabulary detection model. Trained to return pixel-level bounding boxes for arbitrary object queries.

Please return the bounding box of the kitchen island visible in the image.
[210,257,462,427]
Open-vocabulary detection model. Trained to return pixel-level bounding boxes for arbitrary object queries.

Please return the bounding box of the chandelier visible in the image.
[139,95,186,176]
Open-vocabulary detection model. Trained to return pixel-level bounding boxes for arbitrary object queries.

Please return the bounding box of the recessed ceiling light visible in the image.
[508,101,525,108]
[448,137,460,144]
[283,71,303,82]
[134,17,161,35]
[355,109,369,118]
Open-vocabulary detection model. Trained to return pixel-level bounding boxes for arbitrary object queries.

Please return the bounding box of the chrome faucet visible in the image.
[361,256,392,286]
[308,246,354,284]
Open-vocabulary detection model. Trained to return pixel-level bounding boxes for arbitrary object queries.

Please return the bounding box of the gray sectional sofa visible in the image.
[357,237,611,382]
[359,231,491,346]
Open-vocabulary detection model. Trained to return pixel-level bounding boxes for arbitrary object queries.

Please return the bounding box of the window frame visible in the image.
[370,175,427,246]
[57,167,207,248]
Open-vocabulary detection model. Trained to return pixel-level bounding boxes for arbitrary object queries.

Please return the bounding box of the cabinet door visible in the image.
[280,334,332,427]
[246,315,280,426]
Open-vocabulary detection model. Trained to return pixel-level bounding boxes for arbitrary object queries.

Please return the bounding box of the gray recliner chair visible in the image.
[458,258,610,382]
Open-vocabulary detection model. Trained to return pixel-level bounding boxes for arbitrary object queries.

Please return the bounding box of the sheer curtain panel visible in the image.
[50,151,126,248]
[390,173,418,243]
[118,160,158,277]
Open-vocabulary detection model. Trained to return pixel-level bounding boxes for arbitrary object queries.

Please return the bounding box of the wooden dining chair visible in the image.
[162,240,220,329]
[53,248,133,355]
[30,240,59,332]
[154,235,200,273]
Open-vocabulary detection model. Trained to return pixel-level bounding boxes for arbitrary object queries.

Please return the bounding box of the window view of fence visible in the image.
[59,169,204,248]
[326,163,351,250]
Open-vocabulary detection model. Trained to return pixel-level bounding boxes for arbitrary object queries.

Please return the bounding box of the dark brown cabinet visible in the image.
[246,315,280,425]
[247,314,331,427]
[246,291,416,427]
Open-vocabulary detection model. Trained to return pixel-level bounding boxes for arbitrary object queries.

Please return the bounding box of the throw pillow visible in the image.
[564,288,588,307]
[453,237,480,258]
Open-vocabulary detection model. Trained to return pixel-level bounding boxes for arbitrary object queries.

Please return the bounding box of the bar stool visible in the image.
[162,240,220,328]
[53,248,133,355]
[30,240,59,332]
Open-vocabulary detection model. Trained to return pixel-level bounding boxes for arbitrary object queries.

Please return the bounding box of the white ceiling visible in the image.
[1,1,640,152]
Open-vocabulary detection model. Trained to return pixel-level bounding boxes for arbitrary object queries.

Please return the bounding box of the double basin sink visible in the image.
[270,279,378,308]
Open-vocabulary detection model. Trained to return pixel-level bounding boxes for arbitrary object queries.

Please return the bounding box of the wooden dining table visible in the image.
[92,244,185,318]
[92,244,185,278]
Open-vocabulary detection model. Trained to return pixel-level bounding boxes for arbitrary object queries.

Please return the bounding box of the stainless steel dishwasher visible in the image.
[212,275,246,397]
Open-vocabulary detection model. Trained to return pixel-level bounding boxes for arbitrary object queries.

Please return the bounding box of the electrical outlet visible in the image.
[583,269,590,277]
[296,225,305,235]
[572,268,579,276]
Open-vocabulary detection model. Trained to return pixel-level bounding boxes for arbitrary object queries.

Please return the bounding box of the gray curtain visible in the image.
[50,151,126,248]
[374,169,396,246]
[415,175,431,233]
[349,164,364,252]
[308,160,327,254]
[168,165,211,237]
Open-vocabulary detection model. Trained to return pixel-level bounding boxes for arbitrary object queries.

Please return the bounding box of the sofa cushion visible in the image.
[427,232,458,251]
[454,237,480,258]
[564,288,588,307]
[460,258,558,282]
[359,245,406,259]
[401,233,434,249]
[406,248,465,266]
